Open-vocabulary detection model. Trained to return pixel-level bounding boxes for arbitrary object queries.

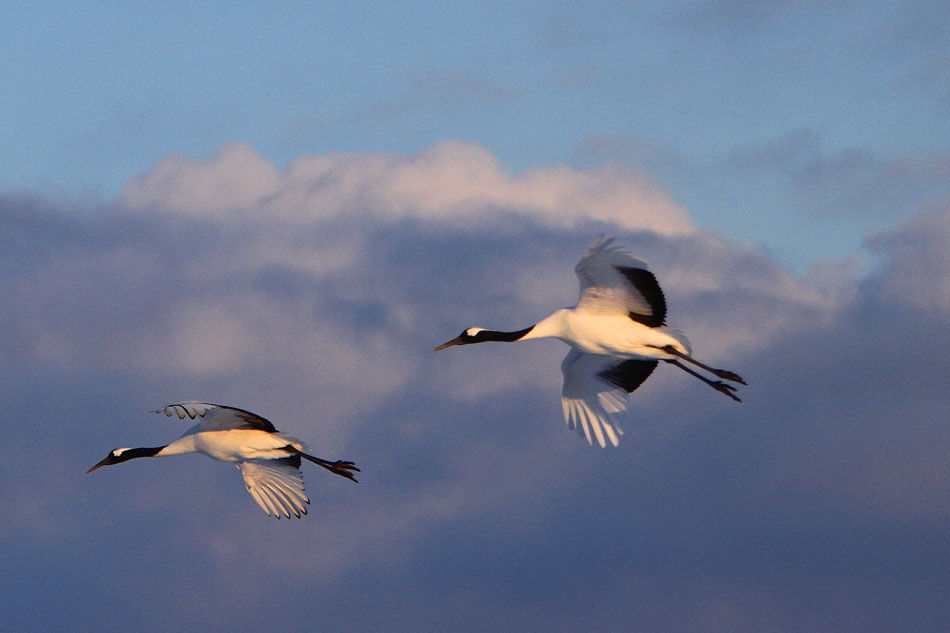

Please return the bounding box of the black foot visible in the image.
[330,460,361,482]
[714,369,747,385]
[713,381,742,402]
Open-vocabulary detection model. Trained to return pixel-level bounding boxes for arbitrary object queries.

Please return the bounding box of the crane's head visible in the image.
[86,446,163,473]
[86,448,133,473]
[433,327,486,351]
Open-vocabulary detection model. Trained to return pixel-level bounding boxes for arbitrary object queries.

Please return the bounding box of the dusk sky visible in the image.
[2,2,948,632]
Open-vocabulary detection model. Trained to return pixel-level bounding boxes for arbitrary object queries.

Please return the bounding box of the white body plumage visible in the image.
[525,308,691,359]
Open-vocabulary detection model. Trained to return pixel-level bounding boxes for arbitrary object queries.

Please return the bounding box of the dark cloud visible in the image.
[0,148,947,632]
[727,129,950,219]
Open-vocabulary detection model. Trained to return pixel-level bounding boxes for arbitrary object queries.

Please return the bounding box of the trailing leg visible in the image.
[664,359,742,402]
[663,346,746,385]
[289,447,360,482]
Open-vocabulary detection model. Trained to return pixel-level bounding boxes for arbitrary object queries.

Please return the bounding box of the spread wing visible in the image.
[574,235,666,326]
[153,402,279,433]
[560,349,657,448]
[237,456,310,519]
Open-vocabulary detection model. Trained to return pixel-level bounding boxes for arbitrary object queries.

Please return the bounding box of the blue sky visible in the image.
[3,1,946,266]
[1,2,948,632]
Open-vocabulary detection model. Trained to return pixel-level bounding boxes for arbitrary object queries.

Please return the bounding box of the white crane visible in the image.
[435,235,745,448]
[86,402,359,519]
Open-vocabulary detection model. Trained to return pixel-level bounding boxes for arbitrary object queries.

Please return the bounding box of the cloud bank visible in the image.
[1,143,947,633]
[121,141,692,234]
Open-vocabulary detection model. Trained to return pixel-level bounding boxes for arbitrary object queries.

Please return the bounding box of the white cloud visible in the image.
[122,143,282,214]
[121,141,694,234]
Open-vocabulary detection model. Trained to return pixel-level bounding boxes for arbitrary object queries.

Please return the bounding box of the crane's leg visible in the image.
[664,359,742,402]
[290,448,361,482]
[662,346,746,385]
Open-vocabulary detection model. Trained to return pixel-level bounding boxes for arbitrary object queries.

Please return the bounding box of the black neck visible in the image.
[473,326,534,343]
[116,446,166,463]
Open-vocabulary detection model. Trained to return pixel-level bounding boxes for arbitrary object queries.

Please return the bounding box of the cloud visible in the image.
[863,198,950,313]
[727,129,950,219]
[729,129,950,191]
[1,142,948,632]
[121,143,282,215]
[121,141,694,234]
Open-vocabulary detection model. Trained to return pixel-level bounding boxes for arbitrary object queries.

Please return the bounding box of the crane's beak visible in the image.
[85,456,113,474]
[434,336,463,351]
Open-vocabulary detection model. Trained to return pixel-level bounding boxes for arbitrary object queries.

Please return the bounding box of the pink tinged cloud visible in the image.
[121,141,694,235]
[121,143,282,215]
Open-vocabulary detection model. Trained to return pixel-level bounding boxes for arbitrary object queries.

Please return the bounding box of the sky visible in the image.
[1,2,948,632]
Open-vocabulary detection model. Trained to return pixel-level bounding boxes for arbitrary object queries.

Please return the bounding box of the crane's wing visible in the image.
[560,349,657,448]
[153,402,278,433]
[574,235,666,327]
[237,456,310,519]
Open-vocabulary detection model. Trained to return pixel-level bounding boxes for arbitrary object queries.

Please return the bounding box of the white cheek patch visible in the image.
[113,448,133,456]
[465,327,485,336]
